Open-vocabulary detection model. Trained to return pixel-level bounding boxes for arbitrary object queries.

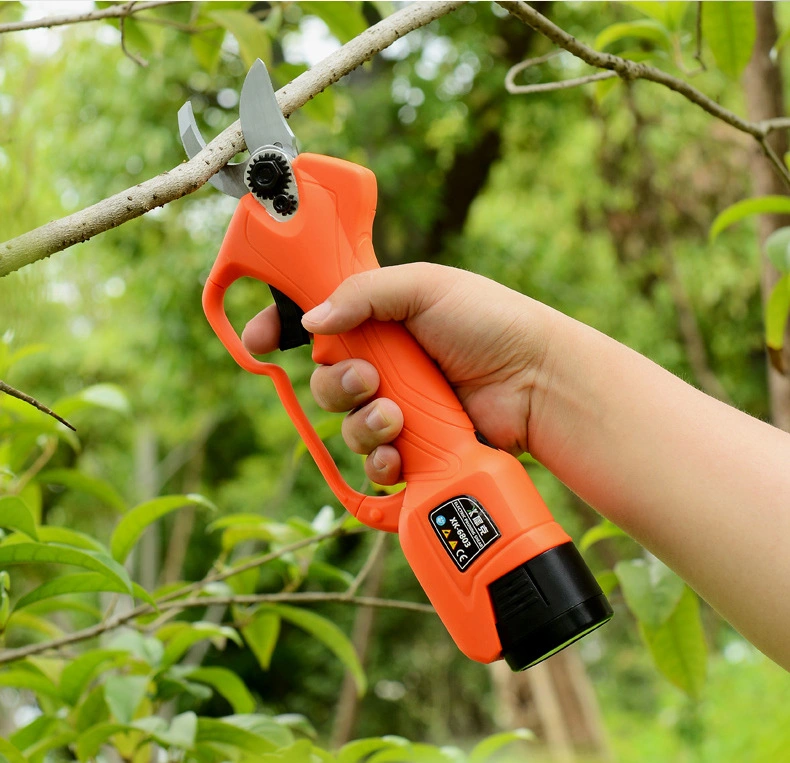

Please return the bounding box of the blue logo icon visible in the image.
[435,515,446,527]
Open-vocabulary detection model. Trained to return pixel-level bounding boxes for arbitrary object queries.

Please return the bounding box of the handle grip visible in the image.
[203,153,586,663]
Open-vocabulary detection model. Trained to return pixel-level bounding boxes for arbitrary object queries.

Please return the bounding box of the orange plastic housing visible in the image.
[202,153,570,663]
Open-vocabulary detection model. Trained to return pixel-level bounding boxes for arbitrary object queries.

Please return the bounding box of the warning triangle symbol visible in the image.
[442,529,451,538]
[449,540,457,550]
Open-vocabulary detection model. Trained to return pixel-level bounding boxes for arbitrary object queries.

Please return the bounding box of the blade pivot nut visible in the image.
[247,152,290,200]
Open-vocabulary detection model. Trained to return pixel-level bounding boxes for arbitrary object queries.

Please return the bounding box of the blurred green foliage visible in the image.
[0,1,789,761]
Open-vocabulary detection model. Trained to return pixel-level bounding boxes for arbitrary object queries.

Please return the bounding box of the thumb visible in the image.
[301,263,441,335]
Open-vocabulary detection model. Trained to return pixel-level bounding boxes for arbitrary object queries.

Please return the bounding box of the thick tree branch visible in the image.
[497,1,790,188]
[0,0,464,278]
[0,1,182,34]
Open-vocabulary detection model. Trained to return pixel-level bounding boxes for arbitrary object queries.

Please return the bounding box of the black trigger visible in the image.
[269,286,311,351]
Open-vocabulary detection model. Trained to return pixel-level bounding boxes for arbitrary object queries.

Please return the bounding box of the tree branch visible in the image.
[119,12,149,68]
[0,524,376,665]
[0,380,75,430]
[344,530,387,599]
[0,0,465,278]
[0,1,182,34]
[497,1,790,188]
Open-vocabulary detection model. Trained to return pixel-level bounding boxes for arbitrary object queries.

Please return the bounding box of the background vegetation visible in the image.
[0,1,789,761]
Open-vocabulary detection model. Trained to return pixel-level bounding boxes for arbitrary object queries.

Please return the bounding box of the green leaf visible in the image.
[220,524,277,553]
[702,1,756,80]
[54,383,130,419]
[640,585,708,697]
[0,737,27,763]
[36,526,109,553]
[594,20,672,52]
[0,668,61,698]
[0,495,38,540]
[766,274,790,350]
[104,674,149,724]
[625,1,688,31]
[192,26,226,73]
[160,711,198,750]
[195,717,279,755]
[9,714,62,753]
[273,713,317,740]
[74,722,136,762]
[110,493,215,563]
[38,468,127,512]
[5,610,64,639]
[14,572,129,612]
[107,630,164,668]
[615,557,685,629]
[709,195,790,241]
[308,560,355,588]
[765,227,790,274]
[211,10,271,68]
[74,685,110,733]
[0,543,131,594]
[579,519,627,552]
[121,17,153,58]
[259,603,366,696]
[225,714,295,748]
[59,649,127,706]
[596,570,620,598]
[241,611,280,670]
[255,739,316,763]
[159,621,243,668]
[338,738,407,763]
[300,1,368,42]
[184,667,256,713]
[18,728,76,762]
[468,729,535,763]
[225,555,261,596]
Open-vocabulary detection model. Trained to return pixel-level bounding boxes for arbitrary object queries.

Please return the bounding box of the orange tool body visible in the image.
[181,60,612,671]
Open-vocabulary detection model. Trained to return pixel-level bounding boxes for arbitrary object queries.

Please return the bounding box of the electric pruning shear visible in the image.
[178,60,612,670]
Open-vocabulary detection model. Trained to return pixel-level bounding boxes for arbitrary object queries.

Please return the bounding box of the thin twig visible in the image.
[762,117,790,133]
[168,592,434,616]
[497,1,790,189]
[0,0,181,34]
[119,11,148,68]
[505,50,617,94]
[507,69,616,95]
[0,0,465,278]
[0,380,75,430]
[344,531,387,599]
[10,437,57,495]
[694,1,706,71]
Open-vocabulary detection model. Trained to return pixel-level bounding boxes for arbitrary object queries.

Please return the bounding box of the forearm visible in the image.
[530,308,790,668]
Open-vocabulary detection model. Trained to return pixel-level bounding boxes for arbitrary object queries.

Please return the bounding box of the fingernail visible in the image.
[371,449,387,471]
[341,367,368,396]
[365,405,390,432]
[302,301,331,327]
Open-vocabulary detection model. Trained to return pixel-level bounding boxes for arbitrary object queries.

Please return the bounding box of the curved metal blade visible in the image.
[240,59,298,158]
[178,101,248,199]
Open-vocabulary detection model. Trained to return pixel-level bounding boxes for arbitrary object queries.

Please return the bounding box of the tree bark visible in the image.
[743,1,790,430]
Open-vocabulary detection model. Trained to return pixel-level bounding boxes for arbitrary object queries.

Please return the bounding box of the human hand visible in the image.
[242,263,555,485]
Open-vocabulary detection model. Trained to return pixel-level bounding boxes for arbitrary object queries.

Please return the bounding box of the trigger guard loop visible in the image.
[202,274,405,533]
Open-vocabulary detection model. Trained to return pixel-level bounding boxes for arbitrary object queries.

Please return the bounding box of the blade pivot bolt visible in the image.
[247,152,290,200]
